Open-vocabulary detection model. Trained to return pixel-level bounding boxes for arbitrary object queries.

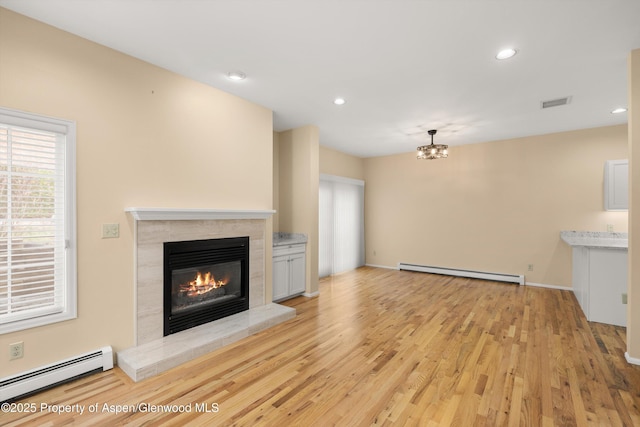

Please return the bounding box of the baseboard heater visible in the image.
[398,263,524,285]
[0,346,113,402]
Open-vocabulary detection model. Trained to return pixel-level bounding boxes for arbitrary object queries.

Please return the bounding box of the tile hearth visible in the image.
[117,303,295,382]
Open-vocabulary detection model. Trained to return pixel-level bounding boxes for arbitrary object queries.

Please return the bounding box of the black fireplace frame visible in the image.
[163,236,250,336]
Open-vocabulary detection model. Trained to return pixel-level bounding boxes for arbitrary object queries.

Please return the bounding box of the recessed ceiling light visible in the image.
[227,71,246,81]
[496,48,517,60]
[333,98,346,105]
[611,107,628,114]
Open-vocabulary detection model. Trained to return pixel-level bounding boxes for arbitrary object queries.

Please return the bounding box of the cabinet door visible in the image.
[572,247,590,318]
[605,159,628,211]
[588,248,627,327]
[272,256,290,302]
[288,253,306,295]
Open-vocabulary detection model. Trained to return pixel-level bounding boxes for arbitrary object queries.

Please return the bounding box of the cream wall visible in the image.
[628,48,640,360]
[319,145,365,180]
[0,9,273,376]
[277,126,320,295]
[364,125,628,287]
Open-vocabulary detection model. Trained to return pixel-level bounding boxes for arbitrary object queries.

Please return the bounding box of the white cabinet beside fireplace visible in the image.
[272,243,306,302]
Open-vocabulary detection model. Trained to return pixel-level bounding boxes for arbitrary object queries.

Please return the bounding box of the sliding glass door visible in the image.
[319,174,365,277]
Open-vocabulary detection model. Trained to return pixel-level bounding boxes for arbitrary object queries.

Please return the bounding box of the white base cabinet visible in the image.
[272,243,306,302]
[572,246,627,327]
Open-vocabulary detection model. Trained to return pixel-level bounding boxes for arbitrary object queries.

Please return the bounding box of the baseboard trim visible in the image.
[303,291,319,298]
[365,264,398,270]
[625,352,640,366]
[525,282,572,291]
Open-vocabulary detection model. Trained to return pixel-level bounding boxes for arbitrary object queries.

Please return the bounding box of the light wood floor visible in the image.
[3,267,640,426]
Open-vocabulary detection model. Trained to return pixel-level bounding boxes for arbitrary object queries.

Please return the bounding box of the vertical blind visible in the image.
[0,120,67,324]
[319,174,365,277]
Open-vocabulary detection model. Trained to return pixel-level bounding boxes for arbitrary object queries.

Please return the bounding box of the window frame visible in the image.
[0,107,77,334]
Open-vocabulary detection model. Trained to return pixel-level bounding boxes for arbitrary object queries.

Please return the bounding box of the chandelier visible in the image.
[417,129,448,160]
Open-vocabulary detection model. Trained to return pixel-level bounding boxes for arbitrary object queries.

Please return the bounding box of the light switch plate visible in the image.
[102,223,120,239]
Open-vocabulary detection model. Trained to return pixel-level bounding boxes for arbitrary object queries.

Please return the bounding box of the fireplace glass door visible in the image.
[164,237,249,335]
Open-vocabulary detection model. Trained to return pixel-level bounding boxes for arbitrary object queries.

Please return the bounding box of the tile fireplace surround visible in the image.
[117,208,295,382]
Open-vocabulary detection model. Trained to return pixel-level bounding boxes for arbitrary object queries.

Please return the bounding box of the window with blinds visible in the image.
[0,107,76,334]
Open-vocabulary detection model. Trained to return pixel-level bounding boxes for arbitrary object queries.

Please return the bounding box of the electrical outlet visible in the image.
[527,264,534,271]
[9,342,24,360]
[622,293,628,304]
[102,223,120,239]
[607,224,614,232]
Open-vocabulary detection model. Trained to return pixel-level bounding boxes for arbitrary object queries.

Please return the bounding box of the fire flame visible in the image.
[179,272,228,297]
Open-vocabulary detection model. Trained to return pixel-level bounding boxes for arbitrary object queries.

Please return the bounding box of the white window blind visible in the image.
[0,107,76,334]
[319,174,365,277]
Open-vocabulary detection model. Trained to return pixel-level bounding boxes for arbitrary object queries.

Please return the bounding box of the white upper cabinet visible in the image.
[604,159,628,211]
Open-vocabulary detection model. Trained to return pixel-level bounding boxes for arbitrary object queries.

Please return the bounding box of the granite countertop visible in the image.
[273,232,308,246]
[560,231,628,249]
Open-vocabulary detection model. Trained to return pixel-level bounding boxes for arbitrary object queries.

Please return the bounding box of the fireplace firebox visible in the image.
[163,236,249,336]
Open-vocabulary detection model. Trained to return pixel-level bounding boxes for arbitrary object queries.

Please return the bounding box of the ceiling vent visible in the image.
[541,96,572,109]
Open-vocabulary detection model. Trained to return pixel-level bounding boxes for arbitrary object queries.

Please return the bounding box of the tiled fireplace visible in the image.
[117,208,295,382]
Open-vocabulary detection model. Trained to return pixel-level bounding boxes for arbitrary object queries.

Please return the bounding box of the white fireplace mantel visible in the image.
[125,207,276,221]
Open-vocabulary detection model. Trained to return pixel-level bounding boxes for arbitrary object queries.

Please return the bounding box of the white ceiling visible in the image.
[1,0,639,158]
